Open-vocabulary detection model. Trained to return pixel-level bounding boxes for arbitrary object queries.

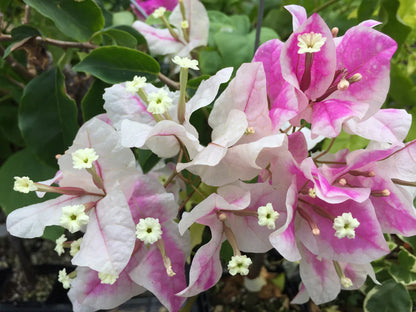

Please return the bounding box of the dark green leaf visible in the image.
[23,0,105,41]
[73,46,160,84]
[112,25,146,45]
[96,27,137,48]
[389,63,416,108]
[135,149,161,174]
[81,78,110,121]
[19,67,79,166]
[11,25,41,41]
[358,0,380,21]
[364,279,412,312]
[379,0,412,48]
[0,104,24,146]
[199,50,222,75]
[0,148,56,215]
[389,247,416,285]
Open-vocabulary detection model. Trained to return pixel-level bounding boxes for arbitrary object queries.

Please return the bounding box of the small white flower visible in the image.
[13,176,37,193]
[54,234,67,256]
[257,203,279,230]
[152,7,166,18]
[333,212,360,239]
[341,276,353,288]
[172,56,199,70]
[297,32,326,54]
[227,255,252,276]
[60,205,89,233]
[125,76,147,94]
[98,272,118,285]
[58,268,72,289]
[181,20,189,29]
[136,217,163,245]
[70,238,82,257]
[72,148,99,169]
[147,89,173,115]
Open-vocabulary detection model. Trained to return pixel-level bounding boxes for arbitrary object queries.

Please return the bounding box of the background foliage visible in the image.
[1,0,415,310]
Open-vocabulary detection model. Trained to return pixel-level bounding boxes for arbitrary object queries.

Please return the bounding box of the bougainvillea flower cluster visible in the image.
[7,2,416,311]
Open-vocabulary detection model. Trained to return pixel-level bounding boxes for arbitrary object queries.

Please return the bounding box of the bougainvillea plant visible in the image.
[2,0,416,311]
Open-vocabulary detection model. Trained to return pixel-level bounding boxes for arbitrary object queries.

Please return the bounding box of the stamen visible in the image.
[156,240,176,276]
[245,127,255,135]
[297,206,320,236]
[348,73,362,83]
[333,261,353,288]
[337,77,349,91]
[337,178,347,186]
[217,212,228,221]
[371,189,390,197]
[348,170,375,177]
[331,27,339,37]
[391,178,416,187]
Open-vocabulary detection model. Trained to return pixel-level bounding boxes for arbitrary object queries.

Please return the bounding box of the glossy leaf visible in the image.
[19,67,79,166]
[23,0,105,41]
[364,279,412,312]
[95,27,137,48]
[389,247,416,285]
[81,78,110,122]
[73,46,160,84]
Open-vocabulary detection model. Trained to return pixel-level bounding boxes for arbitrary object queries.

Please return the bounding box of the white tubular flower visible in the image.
[136,217,163,245]
[60,205,89,233]
[58,269,72,289]
[172,56,199,70]
[125,76,147,94]
[341,276,353,288]
[54,234,67,256]
[147,89,173,115]
[70,238,82,257]
[152,7,166,18]
[72,148,99,169]
[297,32,326,54]
[13,176,37,193]
[181,20,189,29]
[257,203,279,230]
[228,255,252,276]
[333,212,360,239]
[98,272,119,285]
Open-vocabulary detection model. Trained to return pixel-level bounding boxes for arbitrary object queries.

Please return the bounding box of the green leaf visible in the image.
[73,46,160,84]
[19,67,79,166]
[389,63,416,108]
[134,149,161,174]
[321,131,369,153]
[0,149,56,215]
[81,78,110,122]
[379,0,412,48]
[0,104,24,146]
[199,50,222,75]
[398,234,416,251]
[358,0,380,21]
[398,0,416,27]
[364,279,412,312]
[112,11,135,26]
[23,0,105,42]
[389,247,416,285]
[3,25,41,58]
[112,25,146,45]
[96,27,137,48]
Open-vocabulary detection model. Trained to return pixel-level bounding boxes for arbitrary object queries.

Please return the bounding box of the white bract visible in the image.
[60,204,90,233]
[147,89,173,115]
[136,217,163,244]
[70,238,82,257]
[333,212,360,239]
[54,234,67,256]
[257,203,279,230]
[172,56,199,70]
[227,255,252,276]
[297,32,326,54]
[125,76,147,94]
[13,176,37,193]
[72,148,99,169]
[58,269,72,289]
